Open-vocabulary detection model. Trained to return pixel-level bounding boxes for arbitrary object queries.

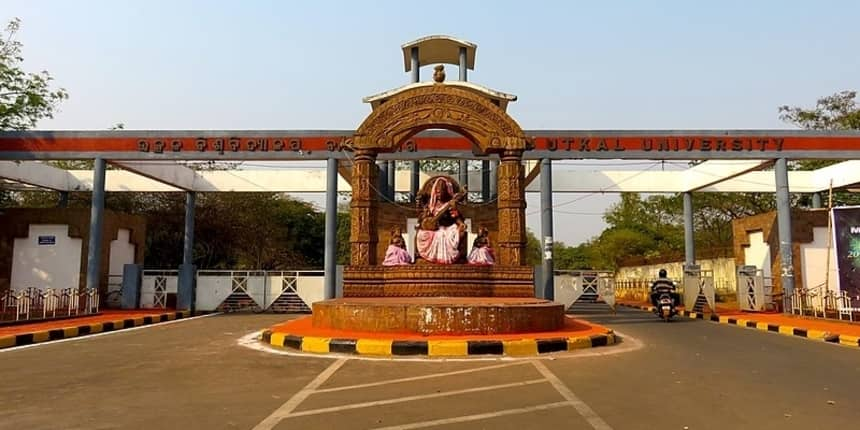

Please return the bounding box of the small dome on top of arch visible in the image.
[401,35,477,72]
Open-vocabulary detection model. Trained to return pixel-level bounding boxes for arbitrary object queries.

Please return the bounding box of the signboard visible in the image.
[832,206,860,307]
[2,131,860,160]
[38,235,56,245]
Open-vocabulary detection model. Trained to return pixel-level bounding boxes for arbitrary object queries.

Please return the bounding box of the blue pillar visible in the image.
[775,158,795,297]
[540,159,554,300]
[58,191,69,208]
[378,161,389,200]
[811,193,822,209]
[489,160,498,200]
[411,161,420,202]
[178,191,196,310]
[683,192,695,265]
[324,157,338,299]
[481,160,490,202]
[85,158,106,293]
[387,161,396,200]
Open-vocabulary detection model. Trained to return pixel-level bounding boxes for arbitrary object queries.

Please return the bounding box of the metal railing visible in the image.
[786,283,854,322]
[196,269,323,312]
[0,287,100,322]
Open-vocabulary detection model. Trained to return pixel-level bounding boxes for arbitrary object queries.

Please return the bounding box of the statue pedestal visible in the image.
[313,297,563,335]
[342,265,534,297]
[307,264,563,336]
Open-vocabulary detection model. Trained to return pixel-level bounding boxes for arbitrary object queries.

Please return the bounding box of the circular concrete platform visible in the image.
[261,315,617,357]
[312,297,565,335]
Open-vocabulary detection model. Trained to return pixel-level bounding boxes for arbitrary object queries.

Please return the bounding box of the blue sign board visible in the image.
[38,235,56,245]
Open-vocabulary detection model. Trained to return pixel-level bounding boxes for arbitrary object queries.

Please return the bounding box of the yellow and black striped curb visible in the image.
[618,303,860,347]
[260,330,618,357]
[0,310,193,350]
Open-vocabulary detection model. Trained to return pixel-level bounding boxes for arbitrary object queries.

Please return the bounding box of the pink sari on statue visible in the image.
[467,246,495,265]
[416,178,462,264]
[382,245,412,266]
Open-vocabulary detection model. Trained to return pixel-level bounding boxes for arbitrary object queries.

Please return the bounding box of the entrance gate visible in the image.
[736,265,774,312]
[2,35,860,312]
[683,265,716,313]
[555,270,615,312]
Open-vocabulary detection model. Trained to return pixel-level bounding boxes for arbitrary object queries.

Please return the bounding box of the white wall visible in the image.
[108,229,135,277]
[800,226,839,292]
[11,224,82,292]
[744,231,772,279]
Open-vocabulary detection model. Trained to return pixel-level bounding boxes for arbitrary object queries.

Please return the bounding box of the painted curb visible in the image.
[259,330,618,357]
[0,310,193,350]
[618,303,854,347]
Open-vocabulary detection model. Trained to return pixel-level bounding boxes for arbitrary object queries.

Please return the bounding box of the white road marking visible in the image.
[245,327,637,429]
[251,357,347,430]
[0,312,219,353]
[283,378,548,418]
[370,401,574,430]
[532,360,614,430]
[315,360,531,393]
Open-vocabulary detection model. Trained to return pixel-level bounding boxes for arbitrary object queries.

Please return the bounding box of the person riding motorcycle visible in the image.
[650,269,680,312]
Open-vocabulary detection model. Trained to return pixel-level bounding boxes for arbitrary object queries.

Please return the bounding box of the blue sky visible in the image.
[4,1,859,244]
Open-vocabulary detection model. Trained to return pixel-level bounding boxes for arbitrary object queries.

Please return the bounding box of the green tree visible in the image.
[779,90,860,206]
[779,90,860,131]
[524,228,542,266]
[0,18,68,130]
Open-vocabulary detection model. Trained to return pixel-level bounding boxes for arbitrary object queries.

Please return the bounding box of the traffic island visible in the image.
[260,314,617,357]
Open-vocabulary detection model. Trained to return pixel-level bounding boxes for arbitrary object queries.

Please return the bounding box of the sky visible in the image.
[4,1,859,245]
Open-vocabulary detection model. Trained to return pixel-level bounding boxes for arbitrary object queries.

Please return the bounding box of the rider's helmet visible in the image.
[658,268,667,278]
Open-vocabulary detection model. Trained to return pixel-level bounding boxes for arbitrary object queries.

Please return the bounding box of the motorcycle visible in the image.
[656,292,677,322]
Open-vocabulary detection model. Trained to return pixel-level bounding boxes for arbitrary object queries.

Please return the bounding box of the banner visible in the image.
[832,206,860,307]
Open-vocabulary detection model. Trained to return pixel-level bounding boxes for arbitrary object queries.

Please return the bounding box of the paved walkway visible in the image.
[0,309,192,348]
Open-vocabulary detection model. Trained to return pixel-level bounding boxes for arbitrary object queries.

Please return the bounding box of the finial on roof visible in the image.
[433,65,446,83]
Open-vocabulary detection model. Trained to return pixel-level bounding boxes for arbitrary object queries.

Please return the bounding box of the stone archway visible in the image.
[348,83,531,266]
[353,84,529,154]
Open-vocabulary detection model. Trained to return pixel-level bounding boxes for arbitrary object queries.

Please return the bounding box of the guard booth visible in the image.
[554,270,615,312]
[737,265,774,312]
[683,264,716,313]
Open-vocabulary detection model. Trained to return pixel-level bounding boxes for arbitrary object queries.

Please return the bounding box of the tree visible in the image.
[779,90,860,206]
[0,18,68,130]
[524,228,542,266]
[779,90,860,131]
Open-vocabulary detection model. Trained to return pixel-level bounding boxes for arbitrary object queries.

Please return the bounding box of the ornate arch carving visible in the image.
[353,84,529,154]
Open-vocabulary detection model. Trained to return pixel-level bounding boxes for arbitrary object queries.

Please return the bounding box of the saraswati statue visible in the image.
[415,175,468,264]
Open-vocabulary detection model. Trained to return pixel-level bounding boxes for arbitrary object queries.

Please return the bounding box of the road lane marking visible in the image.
[532,360,614,430]
[251,357,347,430]
[283,379,548,418]
[370,401,574,430]
[315,361,530,393]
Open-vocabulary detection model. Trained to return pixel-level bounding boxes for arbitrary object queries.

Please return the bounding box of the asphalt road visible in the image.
[1,305,858,430]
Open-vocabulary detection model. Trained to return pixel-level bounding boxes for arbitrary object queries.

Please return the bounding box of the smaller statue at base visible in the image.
[382,226,412,266]
[467,227,495,265]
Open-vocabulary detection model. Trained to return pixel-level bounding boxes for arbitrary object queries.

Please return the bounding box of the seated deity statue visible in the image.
[382,227,412,266]
[415,176,467,264]
[467,227,495,265]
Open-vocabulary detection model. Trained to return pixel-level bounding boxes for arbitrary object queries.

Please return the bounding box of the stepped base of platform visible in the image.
[342,265,535,297]
[312,297,564,335]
